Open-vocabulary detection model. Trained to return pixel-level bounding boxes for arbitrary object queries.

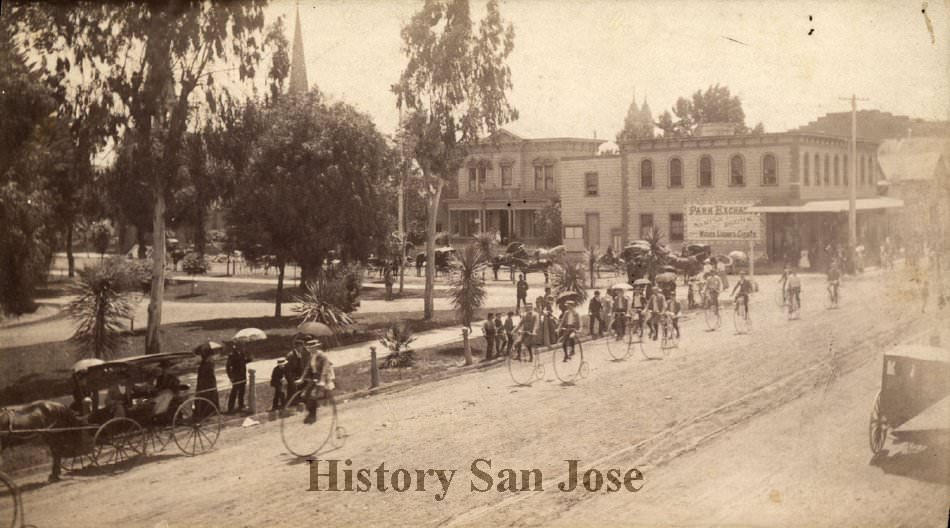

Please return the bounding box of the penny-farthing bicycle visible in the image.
[507,334,545,386]
[703,293,722,331]
[659,313,679,356]
[603,313,645,360]
[280,386,346,457]
[787,290,803,320]
[552,329,589,384]
[733,296,751,334]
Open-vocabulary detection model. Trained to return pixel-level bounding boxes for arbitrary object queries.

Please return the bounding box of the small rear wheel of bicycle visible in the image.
[704,304,721,331]
[733,303,750,334]
[508,349,539,386]
[552,336,584,384]
[280,389,338,457]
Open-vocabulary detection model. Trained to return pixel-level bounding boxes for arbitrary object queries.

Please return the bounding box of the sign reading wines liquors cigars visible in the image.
[685,201,765,243]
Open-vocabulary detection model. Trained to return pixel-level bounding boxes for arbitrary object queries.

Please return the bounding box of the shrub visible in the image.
[66,258,138,359]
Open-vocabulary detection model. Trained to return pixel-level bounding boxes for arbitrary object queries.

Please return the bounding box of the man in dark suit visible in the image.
[226,343,249,413]
[588,290,603,337]
[270,358,287,411]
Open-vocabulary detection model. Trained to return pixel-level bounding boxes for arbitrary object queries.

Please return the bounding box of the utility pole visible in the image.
[397,104,408,294]
[838,94,869,253]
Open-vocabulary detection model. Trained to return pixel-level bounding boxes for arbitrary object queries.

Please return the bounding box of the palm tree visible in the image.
[292,278,355,345]
[549,256,588,308]
[67,258,137,359]
[377,322,416,369]
[643,226,668,282]
[473,231,495,279]
[448,244,487,365]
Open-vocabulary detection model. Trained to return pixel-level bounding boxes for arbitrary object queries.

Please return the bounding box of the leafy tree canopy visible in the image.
[655,84,763,138]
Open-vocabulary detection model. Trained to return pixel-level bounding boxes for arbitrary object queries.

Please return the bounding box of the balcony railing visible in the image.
[458,187,557,200]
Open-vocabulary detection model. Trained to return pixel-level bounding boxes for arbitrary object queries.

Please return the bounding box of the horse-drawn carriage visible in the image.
[0,352,224,480]
[869,344,950,456]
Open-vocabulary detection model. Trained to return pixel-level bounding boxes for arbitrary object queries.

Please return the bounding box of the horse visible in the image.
[0,401,84,482]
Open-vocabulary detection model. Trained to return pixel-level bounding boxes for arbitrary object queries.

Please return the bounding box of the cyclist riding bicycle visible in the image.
[556,300,581,362]
[786,269,802,313]
[630,286,647,336]
[612,289,631,338]
[777,266,791,304]
[296,336,332,424]
[666,295,682,339]
[646,285,667,341]
[731,271,754,317]
[827,262,841,304]
[704,271,723,314]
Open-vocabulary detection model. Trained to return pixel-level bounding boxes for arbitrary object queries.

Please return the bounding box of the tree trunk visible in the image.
[398,251,405,294]
[66,223,75,278]
[275,258,285,318]
[194,206,207,257]
[462,328,473,366]
[145,187,166,355]
[423,175,444,320]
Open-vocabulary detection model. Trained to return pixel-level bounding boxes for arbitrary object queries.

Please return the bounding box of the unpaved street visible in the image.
[10,272,948,527]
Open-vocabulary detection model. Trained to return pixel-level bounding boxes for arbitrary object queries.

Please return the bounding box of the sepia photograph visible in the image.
[0,0,948,526]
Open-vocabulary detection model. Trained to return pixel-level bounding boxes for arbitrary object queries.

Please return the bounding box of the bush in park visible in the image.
[181,252,210,295]
[67,257,138,359]
[448,244,487,365]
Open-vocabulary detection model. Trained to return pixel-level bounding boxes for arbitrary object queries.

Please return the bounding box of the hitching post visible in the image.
[370,346,380,389]
[247,369,256,414]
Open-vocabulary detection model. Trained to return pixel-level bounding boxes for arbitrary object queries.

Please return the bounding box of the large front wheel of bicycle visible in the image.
[704,303,721,331]
[869,391,888,455]
[552,337,585,384]
[508,348,539,386]
[172,396,222,457]
[660,323,678,356]
[604,324,631,361]
[733,303,750,334]
[280,390,338,457]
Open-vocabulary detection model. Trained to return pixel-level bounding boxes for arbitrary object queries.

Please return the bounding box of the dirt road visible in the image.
[9,271,947,527]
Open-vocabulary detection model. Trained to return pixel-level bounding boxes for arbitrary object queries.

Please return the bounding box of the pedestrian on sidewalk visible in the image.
[493,313,506,357]
[285,338,305,397]
[483,313,496,360]
[588,290,603,337]
[194,343,219,419]
[415,253,424,276]
[270,358,287,411]
[516,274,529,312]
[503,312,515,356]
[226,342,249,413]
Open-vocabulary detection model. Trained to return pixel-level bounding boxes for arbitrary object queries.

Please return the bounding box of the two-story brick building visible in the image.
[559,124,899,268]
[443,129,604,245]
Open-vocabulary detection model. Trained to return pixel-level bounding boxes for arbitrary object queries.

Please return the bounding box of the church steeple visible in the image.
[640,95,654,138]
[289,6,309,94]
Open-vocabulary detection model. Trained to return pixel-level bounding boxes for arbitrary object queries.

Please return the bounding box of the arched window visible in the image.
[669,158,683,187]
[814,153,821,186]
[762,154,777,185]
[843,155,849,185]
[699,155,713,187]
[824,155,830,185]
[730,155,745,186]
[833,155,840,185]
[803,152,810,186]
[640,159,654,188]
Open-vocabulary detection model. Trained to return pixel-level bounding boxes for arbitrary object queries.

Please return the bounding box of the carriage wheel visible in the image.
[1,471,23,528]
[508,349,539,386]
[93,417,145,469]
[63,451,96,473]
[552,336,584,384]
[172,396,222,456]
[280,390,338,457]
[869,391,888,455]
[144,426,173,455]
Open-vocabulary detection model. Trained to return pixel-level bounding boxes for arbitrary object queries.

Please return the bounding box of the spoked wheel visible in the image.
[774,287,786,308]
[63,450,96,473]
[552,335,585,384]
[787,295,802,320]
[93,417,146,469]
[281,389,338,457]
[144,426,173,455]
[660,322,678,357]
[172,396,222,456]
[704,303,721,331]
[603,322,631,361]
[0,472,23,528]
[869,391,888,455]
[508,346,540,386]
[733,303,750,334]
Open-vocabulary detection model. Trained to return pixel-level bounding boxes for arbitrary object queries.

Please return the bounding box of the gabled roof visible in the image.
[878,137,950,182]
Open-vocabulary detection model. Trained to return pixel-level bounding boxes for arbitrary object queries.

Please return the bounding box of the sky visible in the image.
[268,1,948,142]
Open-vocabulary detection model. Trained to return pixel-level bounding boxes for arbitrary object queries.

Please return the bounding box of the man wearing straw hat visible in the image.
[297,336,332,424]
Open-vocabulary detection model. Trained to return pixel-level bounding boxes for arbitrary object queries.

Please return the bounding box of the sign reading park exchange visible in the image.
[685,201,765,243]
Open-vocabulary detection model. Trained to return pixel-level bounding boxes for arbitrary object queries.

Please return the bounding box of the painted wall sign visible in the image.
[685,202,765,242]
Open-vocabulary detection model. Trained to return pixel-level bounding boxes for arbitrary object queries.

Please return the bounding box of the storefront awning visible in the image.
[747,197,904,213]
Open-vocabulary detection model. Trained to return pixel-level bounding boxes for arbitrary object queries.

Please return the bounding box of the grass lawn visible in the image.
[0,305,499,406]
[51,276,449,304]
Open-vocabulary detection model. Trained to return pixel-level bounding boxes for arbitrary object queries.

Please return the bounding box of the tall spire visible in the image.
[640,94,654,138]
[289,5,309,94]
